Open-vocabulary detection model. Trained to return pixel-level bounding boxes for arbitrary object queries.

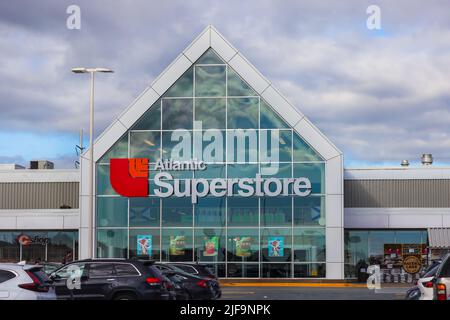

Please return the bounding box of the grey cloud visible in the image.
[1,1,450,165]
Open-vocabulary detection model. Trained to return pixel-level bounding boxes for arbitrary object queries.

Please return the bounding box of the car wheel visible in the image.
[113,293,137,300]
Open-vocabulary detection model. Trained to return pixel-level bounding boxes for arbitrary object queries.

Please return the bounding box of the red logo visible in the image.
[17,234,31,246]
[110,158,149,197]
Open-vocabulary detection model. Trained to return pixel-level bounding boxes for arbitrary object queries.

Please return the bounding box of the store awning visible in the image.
[428,228,450,249]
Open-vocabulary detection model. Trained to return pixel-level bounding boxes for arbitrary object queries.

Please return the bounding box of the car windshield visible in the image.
[423,264,440,278]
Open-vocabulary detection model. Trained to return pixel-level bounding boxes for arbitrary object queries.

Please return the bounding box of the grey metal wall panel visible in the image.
[0,182,79,209]
[428,228,450,248]
[344,179,450,208]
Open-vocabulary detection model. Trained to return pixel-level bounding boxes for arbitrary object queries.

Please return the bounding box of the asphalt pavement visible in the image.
[220,286,410,300]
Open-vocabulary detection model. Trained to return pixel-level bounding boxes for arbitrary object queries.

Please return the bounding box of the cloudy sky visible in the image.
[1,0,450,168]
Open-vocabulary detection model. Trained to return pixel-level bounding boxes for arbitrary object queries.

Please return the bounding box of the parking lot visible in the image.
[220,285,411,300]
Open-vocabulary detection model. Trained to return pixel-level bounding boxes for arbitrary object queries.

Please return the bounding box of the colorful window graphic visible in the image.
[234,236,253,258]
[203,236,219,257]
[136,235,152,256]
[169,235,186,256]
[268,237,284,257]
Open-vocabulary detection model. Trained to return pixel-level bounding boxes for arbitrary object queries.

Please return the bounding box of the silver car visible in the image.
[0,262,56,300]
[434,254,450,300]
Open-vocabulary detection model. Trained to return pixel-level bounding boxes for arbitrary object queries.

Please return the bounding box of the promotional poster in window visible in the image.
[169,235,186,256]
[268,237,284,257]
[137,235,152,256]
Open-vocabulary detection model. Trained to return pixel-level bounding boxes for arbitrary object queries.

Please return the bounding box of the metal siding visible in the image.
[344,179,450,208]
[428,228,450,248]
[0,182,79,209]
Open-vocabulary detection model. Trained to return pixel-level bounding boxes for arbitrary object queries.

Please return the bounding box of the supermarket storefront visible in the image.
[80,26,344,279]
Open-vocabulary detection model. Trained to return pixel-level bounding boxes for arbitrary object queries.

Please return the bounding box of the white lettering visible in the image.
[293,178,312,196]
[153,172,173,197]
[237,178,255,197]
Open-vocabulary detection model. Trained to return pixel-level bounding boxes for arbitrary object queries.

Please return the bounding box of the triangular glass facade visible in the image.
[95,47,326,278]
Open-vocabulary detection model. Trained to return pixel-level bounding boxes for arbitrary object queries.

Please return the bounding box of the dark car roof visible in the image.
[64,259,156,265]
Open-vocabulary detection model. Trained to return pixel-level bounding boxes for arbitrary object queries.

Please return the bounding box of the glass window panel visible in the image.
[195,48,224,64]
[129,197,160,227]
[98,134,128,164]
[194,228,225,262]
[344,264,357,279]
[227,228,259,262]
[261,197,292,227]
[165,67,193,97]
[0,231,21,263]
[194,164,225,179]
[293,228,326,262]
[293,163,325,194]
[261,264,291,278]
[227,98,258,129]
[162,98,193,130]
[260,100,289,129]
[227,164,258,179]
[420,231,428,245]
[96,164,116,195]
[227,68,256,96]
[131,100,161,130]
[226,130,258,163]
[97,229,127,258]
[395,231,423,244]
[193,130,225,162]
[260,130,292,162]
[20,231,47,263]
[129,229,160,260]
[161,229,193,262]
[162,131,192,161]
[88,263,115,277]
[261,228,292,262]
[46,231,78,263]
[129,131,161,162]
[195,66,226,97]
[293,132,323,161]
[260,163,291,179]
[227,197,259,227]
[226,263,259,278]
[194,197,225,227]
[97,197,128,228]
[294,263,326,278]
[294,196,326,227]
[345,230,369,265]
[368,231,395,265]
[162,197,193,227]
[194,98,226,129]
[54,262,87,279]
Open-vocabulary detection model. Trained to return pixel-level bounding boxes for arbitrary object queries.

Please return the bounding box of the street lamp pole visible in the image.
[72,67,114,259]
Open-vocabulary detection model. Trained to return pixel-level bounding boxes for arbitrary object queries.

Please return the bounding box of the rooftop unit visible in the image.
[30,160,54,170]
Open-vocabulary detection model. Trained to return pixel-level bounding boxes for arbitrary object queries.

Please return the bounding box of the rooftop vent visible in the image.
[421,154,433,166]
[400,160,409,167]
[30,160,54,170]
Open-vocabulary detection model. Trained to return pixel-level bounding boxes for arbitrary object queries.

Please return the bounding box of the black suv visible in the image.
[50,259,170,300]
